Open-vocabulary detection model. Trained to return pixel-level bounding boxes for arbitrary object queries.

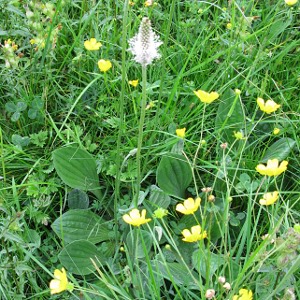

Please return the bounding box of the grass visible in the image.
[1,0,300,299]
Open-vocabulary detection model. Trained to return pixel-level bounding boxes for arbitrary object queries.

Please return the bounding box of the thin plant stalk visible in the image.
[135,65,147,207]
[114,0,129,243]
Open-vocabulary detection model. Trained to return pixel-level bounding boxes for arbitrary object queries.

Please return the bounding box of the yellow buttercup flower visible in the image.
[257,97,280,114]
[84,38,102,51]
[273,127,280,135]
[194,90,219,104]
[98,59,112,72]
[285,0,298,6]
[49,268,74,295]
[259,191,279,206]
[122,209,151,226]
[256,159,288,176]
[176,197,201,215]
[129,80,139,87]
[176,128,186,138]
[232,288,253,300]
[182,225,207,242]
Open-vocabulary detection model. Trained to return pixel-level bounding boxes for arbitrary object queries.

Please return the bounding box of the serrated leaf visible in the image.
[157,154,192,198]
[51,209,113,244]
[58,240,100,275]
[67,189,89,209]
[52,146,102,200]
[261,138,296,163]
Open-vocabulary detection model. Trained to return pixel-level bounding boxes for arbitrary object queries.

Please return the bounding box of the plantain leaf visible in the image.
[67,189,89,209]
[126,229,152,259]
[51,209,113,244]
[58,240,100,275]
[261,138,296,163]
[157,154,192,198]
[53,146,102,200]
[148,185,171,209]
[154,261,198,287]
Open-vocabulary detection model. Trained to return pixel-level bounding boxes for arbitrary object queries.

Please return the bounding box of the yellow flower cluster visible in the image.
[83,38,112,72]
[122,196,206,243]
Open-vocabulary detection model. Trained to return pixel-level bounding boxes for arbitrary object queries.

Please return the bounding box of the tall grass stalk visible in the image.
[135,65,147,207]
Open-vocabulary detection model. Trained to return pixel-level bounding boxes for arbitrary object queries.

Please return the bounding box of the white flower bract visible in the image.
[128,17,162,66]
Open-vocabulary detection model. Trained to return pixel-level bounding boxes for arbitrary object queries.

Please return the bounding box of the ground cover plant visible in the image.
[1,0,300,299]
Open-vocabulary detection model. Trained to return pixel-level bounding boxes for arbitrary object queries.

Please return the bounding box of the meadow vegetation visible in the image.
[0,0,300,299]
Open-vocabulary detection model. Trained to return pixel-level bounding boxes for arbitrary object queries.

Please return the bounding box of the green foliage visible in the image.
[157,154,193,198]
[215,89,245,144]
[67,189,89,209]
[52,146,102,200]
[1,0,299,299]
[58,240,114,276]
[261,137,296,162]
[51,209,113,244]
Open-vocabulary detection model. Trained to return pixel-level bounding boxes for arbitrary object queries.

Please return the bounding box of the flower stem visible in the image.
[114,0,129,241]
[135,65,147,207]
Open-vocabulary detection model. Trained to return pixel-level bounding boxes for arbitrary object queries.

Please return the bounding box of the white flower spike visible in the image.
[128,17,162,66]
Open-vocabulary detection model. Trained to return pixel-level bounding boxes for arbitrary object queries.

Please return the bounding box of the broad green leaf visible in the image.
[155,261,198,287]
[5,102,16,112]
[148,185,171,209]
[16,101,27,111]
[11,111,21,122]
[261,138,296,163]
[28,108,37,119]
[126,229,152,258]
[52,146,102,200]
[58,240,100,275]
[215,89,244,144]
[267,19,292,43]
[12,134,30,147]
[51,209,113,244]
[67,189,89,209]
[157,154,192,198]
[192,250,224,277]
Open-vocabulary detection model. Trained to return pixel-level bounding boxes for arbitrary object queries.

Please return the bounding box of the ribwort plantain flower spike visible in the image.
[128,17,162,67]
